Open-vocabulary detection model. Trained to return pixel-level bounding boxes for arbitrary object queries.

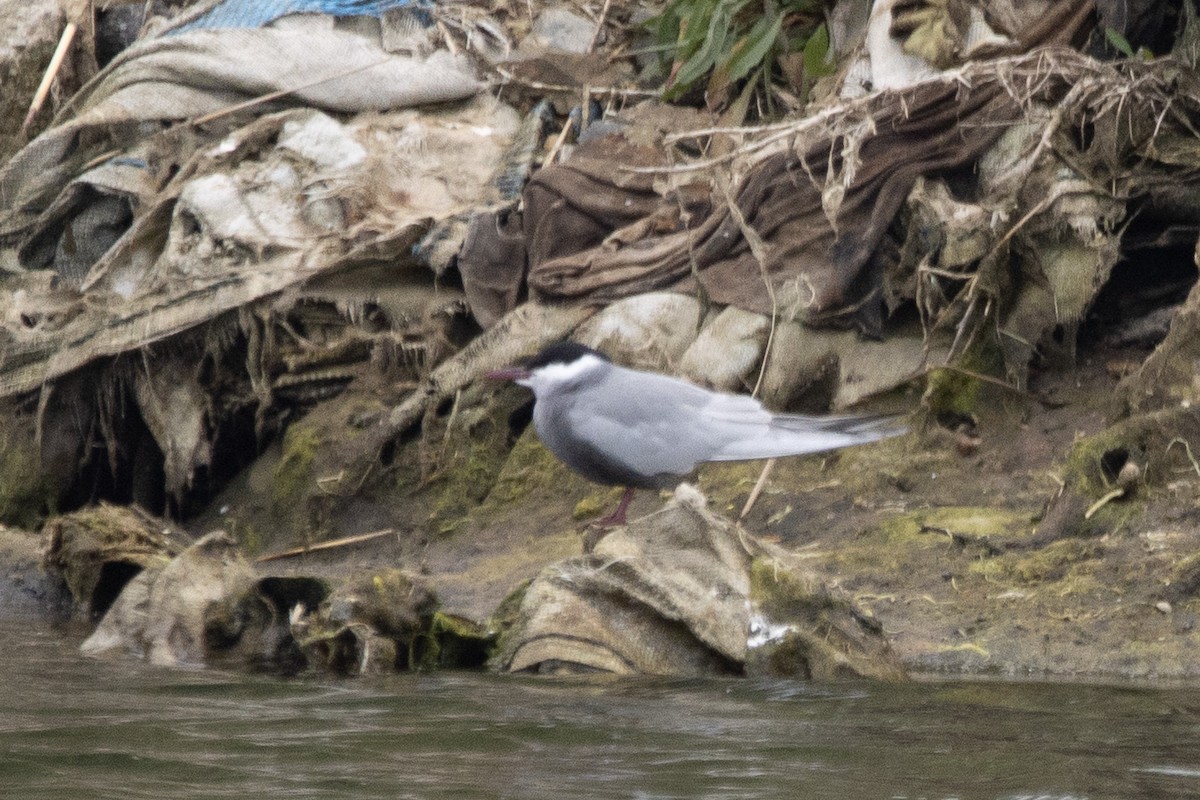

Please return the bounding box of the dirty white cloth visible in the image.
[0,17,480,238]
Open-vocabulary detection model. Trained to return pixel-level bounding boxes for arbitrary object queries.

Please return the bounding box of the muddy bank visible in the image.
[15,316,1200,680]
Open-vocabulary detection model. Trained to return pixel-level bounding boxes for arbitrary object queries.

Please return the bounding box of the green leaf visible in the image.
[780,0,821,13]
[721,13,783,84]
[1104,27,1136,58]
[670,4,734,93]
[802,22,833,81]
[678,4,714,51]
[652,0,834,105]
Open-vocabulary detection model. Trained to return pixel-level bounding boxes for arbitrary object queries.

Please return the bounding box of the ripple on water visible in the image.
[3,621,1200,799]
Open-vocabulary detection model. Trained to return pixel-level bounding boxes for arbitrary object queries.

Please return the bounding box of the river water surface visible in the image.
[3,620,1200,799]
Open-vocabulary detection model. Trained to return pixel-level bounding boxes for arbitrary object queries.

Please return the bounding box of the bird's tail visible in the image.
[707,412,906,461]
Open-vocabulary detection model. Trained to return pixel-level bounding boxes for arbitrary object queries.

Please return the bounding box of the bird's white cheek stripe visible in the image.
[531,354,606,386]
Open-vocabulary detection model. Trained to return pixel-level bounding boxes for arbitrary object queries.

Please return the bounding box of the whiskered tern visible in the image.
[488,342,904,525]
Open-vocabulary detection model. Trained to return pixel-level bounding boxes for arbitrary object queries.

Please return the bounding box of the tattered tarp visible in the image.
[0,7,504,405]
[494,485,907,680]
[0,15,479,247]
[537,77,1026,336]
[164,0,426,34]
[534,76,1046,333]
[0,97,520,400]
[472,69,1018,335]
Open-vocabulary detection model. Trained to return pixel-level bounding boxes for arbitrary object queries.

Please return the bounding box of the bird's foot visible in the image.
[597,487,635,526]
[581,487,636,552]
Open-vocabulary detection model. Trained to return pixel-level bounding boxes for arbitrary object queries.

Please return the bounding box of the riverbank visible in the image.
[210,307,1200,680]
[2,0,1200,682]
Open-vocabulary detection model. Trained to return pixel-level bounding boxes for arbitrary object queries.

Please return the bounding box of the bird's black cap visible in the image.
[527,342,610,369]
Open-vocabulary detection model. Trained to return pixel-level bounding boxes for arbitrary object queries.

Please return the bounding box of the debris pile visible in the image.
[0,0,1198,679]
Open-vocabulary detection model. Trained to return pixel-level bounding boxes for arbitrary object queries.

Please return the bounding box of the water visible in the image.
[3,620,1200,800]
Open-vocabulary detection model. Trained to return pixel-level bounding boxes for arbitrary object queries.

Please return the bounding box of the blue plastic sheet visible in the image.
[170,0,427,34]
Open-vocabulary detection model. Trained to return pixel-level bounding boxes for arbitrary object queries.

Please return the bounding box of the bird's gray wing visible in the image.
[563,367,736,480]
[557,363,903,474]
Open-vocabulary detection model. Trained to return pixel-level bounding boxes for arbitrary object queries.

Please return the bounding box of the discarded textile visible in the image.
[519,68,1031,336]
[0,99,516,398]
[0,15,480,247]
[0,94,520,508]
[462,59,1050,335]
[291,568,439,674]
[79,530,317,671]
[468,48,1197,378]
[452,2,1098,336]
[493,484,907,680]
[42,503,189,620]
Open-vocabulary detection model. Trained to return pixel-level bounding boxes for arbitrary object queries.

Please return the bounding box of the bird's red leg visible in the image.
[594,486,636,527]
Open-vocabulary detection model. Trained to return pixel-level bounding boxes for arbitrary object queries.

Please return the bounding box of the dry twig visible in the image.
[21,21,78,135]
[255,529,397,563]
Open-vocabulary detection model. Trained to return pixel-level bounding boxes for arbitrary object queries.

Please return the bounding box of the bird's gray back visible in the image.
[533,364,743,487]
[529,359,899,487]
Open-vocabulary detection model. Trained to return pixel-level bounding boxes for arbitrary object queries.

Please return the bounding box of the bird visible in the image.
[487,341,904,526]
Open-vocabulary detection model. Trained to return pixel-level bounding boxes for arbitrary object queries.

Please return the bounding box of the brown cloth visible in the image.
[461,2,1096,334]
[526,72,1047,335]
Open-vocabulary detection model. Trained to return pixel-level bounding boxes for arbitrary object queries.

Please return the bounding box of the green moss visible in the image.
[969,539,1103,584]
[431,446,508,533]
[0,412,56,528]
[364,569,438,627]
[232,521,264,556]
[412,612,495,670]
[935,641,991,658]
[915,506,1034,545]
[420,389,543,532]
[698,461,769,511]
[1054,408,1200,501]
[818,506,1033,576]
[434,426,595,534]
[482,430,565,507]
[750,556,836,616]
[820,513,943,574]
[923,367,981,418]
[873,514,927,542]
[863,511,939,541]
[272,424,323,509]
[1060,427,1130,496]
[573,488,627,520]
[920,335,1010,419]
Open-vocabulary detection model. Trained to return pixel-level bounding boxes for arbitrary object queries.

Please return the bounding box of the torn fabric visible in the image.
[0,16,480,246]
[522,62,1046,335]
